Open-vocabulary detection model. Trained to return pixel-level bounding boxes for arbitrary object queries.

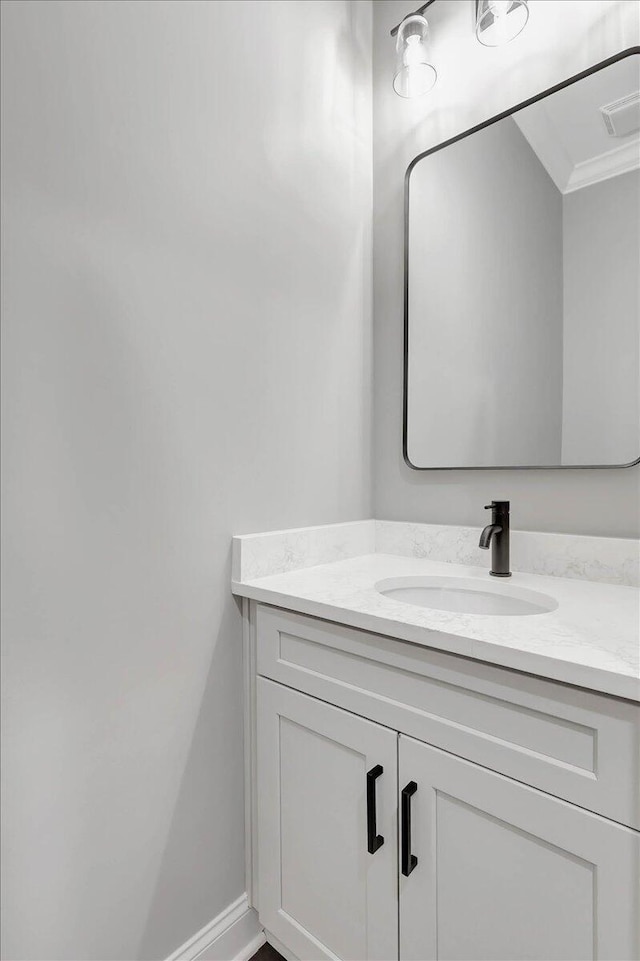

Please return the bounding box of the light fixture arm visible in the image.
[390,0,438,37]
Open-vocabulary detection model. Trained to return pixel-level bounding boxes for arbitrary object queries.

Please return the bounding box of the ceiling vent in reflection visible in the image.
[600,91,640,138]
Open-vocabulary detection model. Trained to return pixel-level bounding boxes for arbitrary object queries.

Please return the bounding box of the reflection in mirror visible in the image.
[406,53,640,469]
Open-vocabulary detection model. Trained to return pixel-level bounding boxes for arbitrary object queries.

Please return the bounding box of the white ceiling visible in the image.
[513,56,640,194]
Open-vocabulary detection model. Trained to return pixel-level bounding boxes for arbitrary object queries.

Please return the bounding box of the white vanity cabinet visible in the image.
[249,603,640,961]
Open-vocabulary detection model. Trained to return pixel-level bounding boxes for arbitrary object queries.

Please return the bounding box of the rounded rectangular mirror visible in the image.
[404,49,640,470]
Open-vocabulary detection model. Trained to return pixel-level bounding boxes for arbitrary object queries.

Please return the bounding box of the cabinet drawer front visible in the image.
[256,605,640,829]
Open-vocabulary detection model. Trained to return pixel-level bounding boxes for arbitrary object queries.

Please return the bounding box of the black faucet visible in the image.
[479,501,511,577]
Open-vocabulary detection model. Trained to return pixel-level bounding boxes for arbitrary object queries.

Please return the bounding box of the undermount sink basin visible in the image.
[375,576,558,616]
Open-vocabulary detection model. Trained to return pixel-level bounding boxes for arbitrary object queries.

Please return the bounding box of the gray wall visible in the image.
[373,0,640,536]
[0,2,372,959]
[562,170,640,465]
[407,117,563,467]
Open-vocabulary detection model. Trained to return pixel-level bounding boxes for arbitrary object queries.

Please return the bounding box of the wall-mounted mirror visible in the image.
[405,50,640,470]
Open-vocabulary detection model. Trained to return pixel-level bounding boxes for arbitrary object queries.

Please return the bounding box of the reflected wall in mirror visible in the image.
[405,50,640,470]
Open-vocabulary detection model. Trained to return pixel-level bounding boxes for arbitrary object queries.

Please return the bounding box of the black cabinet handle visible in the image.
[366,764,384,854]
[401,781,418,876]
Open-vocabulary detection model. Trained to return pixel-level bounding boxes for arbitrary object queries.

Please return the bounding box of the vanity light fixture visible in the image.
[393,13,437,99]
[391,0,530,97]
[475,0,529,47]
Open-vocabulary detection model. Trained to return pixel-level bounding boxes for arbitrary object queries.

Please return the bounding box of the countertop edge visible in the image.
[232,579,640,703]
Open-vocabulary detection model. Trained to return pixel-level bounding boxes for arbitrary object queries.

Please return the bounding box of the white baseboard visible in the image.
[166,894,265,961]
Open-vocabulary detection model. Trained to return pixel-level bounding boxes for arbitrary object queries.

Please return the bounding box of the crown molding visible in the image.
[564,138,639,193]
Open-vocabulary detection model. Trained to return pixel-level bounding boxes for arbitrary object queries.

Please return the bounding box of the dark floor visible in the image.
[251,942,286,961]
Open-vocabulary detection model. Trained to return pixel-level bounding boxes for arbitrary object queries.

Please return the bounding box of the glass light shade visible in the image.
[476,0,529,47]
[393,14,437,99]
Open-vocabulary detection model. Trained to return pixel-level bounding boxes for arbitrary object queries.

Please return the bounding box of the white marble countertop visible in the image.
[232,553,640,701]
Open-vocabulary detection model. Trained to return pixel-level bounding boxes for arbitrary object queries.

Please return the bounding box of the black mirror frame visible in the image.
[403,46,640,472]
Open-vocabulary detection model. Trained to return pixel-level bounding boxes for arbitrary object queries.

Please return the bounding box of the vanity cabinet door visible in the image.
[257,678,399,961]
[399,735,639,961]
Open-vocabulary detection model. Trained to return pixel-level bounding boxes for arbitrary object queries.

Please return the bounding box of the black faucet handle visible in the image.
[485,500,510,511]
